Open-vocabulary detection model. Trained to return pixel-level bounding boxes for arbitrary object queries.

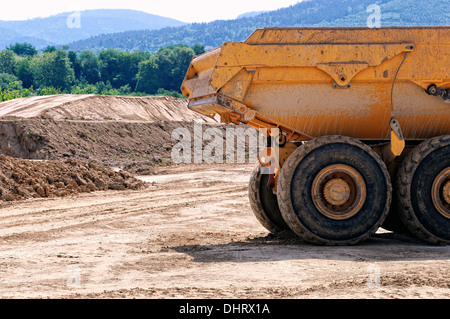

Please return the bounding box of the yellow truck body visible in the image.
[182,27,449,142]
[181,27,450,245]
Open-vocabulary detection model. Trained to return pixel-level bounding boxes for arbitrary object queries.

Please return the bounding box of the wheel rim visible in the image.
[432,167,450,219]
[311,164,367,220]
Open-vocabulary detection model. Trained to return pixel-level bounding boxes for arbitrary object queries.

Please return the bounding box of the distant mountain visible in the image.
[66,0,450,53]
[236,11,268,19]
[0,27,54,50]
[0,9,186,50]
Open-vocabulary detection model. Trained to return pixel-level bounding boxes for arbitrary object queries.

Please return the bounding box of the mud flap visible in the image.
[390,117,405,157]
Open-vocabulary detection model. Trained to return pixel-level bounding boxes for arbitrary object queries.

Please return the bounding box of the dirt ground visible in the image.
[0,163,449,299]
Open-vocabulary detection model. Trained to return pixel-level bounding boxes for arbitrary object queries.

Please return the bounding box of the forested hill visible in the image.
[66,0,450,53]
[0,27,54,51]
[0,9,186,50]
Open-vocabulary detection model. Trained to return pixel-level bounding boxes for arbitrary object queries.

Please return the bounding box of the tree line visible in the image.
[0,42,205,101]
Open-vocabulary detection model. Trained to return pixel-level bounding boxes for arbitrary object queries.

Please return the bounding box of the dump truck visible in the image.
[181,27,450,245]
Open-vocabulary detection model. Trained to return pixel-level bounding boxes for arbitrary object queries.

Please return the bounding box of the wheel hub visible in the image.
[432,168,450,219]
[443,181,450,205]
[312,164,366,220]
[323,179,351,206]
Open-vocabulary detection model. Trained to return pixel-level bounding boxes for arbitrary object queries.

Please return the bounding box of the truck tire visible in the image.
[395,136,450,245]
[277,136,392,245]
[248,164,289,233]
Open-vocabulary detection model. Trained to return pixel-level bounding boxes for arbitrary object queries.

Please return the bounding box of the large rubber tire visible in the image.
[395,136,450,245]
[277,136,392,245]
[248,164,289,233]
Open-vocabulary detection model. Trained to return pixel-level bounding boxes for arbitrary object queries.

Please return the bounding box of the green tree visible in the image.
[98,49,148,89]
[37,86,62,96]
[71,81,98,94]
[98,49,121,86]
[31,50,75,91]
[15,57,34,88]
[43,46,57,53]
[118,84,132,95]
[135,45,195,94]
[79,50,100,84]
[135,56,161,94]
[0,73,20,90]
[192,43,206,55]
[7,43,38,57]
[68,51,81,80]
[156,88,184,99]
[115,51,149,89]
[154,45,195,92]
[0,83,32,102]
[0,50,16,74]
[70,80,98,94]
[170,46,196,91]
[94,81,119,95]
[154,47,176,91]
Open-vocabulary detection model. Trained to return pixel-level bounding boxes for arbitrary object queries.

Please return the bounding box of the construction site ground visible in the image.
[0,95,449,299]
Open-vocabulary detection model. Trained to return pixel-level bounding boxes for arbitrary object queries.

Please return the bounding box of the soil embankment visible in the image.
[0,94,222,200]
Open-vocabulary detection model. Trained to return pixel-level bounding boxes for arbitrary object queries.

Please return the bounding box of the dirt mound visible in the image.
[0,94,257,175]
[0,155,147,202]
[0,94,217,122]
[0,119,257,175]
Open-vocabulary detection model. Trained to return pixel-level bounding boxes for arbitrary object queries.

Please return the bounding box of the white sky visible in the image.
[0,0,302,23]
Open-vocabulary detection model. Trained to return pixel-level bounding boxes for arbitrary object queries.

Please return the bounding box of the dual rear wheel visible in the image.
[248,135,450,245]
[248,164,289,233]
[394,135,450,245]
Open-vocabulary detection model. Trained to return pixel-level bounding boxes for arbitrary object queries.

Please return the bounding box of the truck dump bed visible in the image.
[181,27,450,142]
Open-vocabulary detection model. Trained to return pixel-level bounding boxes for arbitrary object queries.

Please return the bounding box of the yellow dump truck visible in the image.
[181,27,450,245]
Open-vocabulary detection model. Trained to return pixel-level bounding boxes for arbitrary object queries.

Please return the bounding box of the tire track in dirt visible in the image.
[0,183,248,239]
[1,164,450,299]
[0,164,256,298]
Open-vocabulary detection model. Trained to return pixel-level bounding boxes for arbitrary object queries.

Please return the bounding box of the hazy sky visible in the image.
[0,0,302,23]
